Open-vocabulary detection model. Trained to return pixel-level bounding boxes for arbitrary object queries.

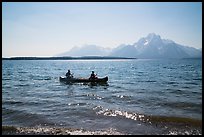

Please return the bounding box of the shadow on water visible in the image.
[84,82,109,88]
[59,80,109,89]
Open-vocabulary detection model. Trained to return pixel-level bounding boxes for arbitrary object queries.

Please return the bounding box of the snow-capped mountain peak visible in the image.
[135,33,162,47]
[146,33,161,41]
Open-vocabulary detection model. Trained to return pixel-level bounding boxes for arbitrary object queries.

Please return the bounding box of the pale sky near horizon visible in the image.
[2,2,202,57]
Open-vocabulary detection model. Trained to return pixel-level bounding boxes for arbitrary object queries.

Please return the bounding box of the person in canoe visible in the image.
[89,71,98,80]
[66,69,73,79]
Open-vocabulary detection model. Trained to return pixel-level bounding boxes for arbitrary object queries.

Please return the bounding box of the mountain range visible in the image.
[56,33,202,59]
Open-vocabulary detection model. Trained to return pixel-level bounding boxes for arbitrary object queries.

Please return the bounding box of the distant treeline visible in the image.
[2,56,137,60]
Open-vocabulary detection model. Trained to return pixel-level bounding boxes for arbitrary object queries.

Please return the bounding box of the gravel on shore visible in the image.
[2,126,125,135]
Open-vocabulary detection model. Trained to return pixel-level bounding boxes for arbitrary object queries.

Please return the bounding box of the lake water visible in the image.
[2,59,202,135]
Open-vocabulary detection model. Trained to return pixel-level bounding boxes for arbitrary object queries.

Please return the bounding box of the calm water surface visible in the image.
[2,59,202,134]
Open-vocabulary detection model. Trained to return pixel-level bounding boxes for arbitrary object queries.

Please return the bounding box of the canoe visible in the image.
[59,76,108,83]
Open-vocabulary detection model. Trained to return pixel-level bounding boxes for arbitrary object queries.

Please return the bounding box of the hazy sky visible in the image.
[2,2,202,57]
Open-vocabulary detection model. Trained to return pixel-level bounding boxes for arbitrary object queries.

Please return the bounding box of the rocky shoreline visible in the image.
[2,126,125,135]
[2,125,202,135]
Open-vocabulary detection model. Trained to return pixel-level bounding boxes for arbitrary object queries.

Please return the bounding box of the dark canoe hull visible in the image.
[59,76,108,83]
